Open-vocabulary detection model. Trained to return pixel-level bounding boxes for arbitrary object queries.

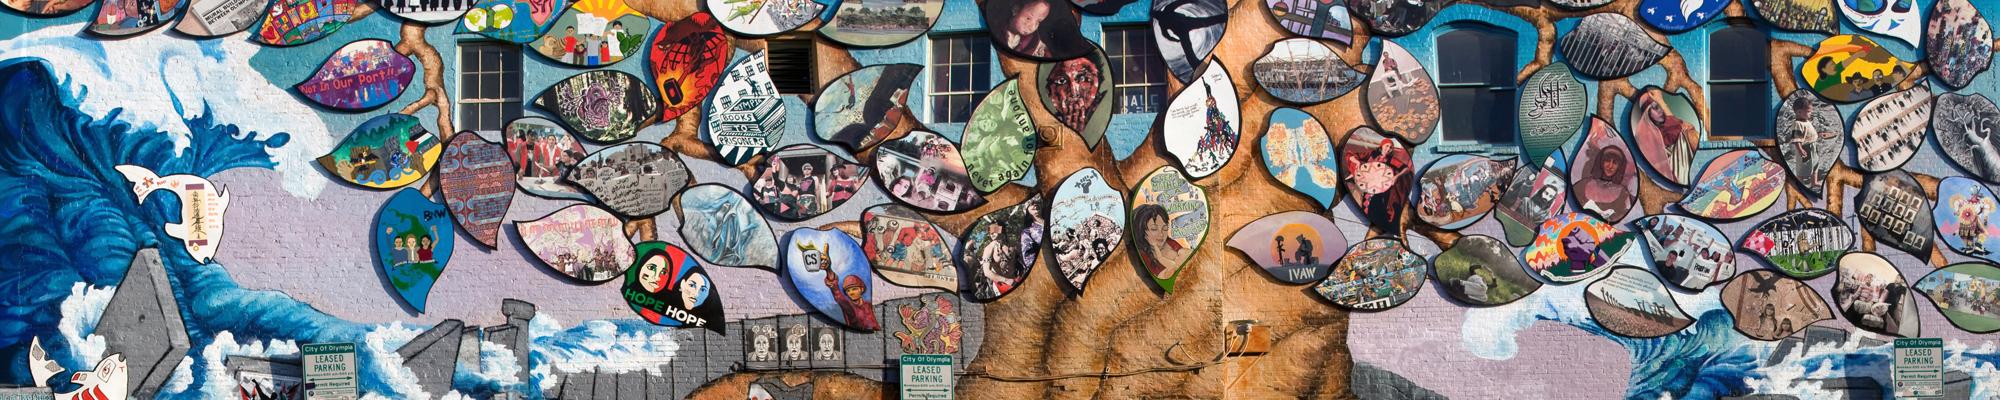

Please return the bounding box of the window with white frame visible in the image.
[1103,25,1166,114]
[929,34,992,124]
[458,41,522,133]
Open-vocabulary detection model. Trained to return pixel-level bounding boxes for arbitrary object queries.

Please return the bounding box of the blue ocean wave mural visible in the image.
[1464,277,2000,399]
[0,57,682,399]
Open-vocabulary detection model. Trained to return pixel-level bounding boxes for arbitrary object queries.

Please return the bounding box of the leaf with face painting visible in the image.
[1037,47,1115,149]
[623,242,726,333]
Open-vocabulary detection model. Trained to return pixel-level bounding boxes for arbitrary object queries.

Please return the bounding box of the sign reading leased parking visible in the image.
[900,354,953,400]
[1893,338,1943,399]
[303,342,359,400]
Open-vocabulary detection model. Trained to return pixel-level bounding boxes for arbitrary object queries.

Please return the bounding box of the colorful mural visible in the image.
[6,0,2000,399]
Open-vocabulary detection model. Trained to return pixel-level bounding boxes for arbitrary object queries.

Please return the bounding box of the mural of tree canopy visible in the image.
[8,0,2000,399]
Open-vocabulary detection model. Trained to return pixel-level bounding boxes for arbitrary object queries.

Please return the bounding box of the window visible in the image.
[1436,24,1518,152]
[458,41,522,133]
[1706,19,1773,146]
[767,38,816,95]
[1103,25,1167,114]
[928,34,992,124]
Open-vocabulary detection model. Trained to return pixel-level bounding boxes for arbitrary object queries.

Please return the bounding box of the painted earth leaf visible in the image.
[1072,0,1139,14]
[1252,38,1364,105]
[1517,63,1587,166]
[1346,0,1445,37]
[748,144,870,221]
[1799,35,1916,104]
[784,228,880,331]
[1569,117,1636,223]
[530,0,650,68]
[457,0,574,43]
[702,50,788,165]
[317,114,442,190]
[437,132,517,248]
[294,39,416,112]
[1130,166,1209,294]
[675,184,780,271]
[1772,90,1844,195]
[1720,270,1835,341]
[981,0,1099,61]
[173,0,266,37]
[568,142,689,218]
[1637,0,1727,32]
[962,79,1039,192]
[649,13,732,123]
[622,241,726,333]
[1314,238,1426,310]
[1261,107,1342,210]
[503,117,593,201]
[1739,208,1853,279]
[1833,252,1922,338]
[518,204,634,283]
[379,0,477,24]
[374,188,455,312]
[1163,60,1241,179]
[1635,214,1736,291]
[1628,87,1703,186]
[1560,13,1669,80]
[1935,93,2000,184]
[711,0,825,36]
[874,130,987,213]
[1265,0,1354,44]
[1859,170,1937,259]
[1364,40,1440,143]
[1752,0,1838,34]
[1585,267,1694,338]
[1914,262,2000,333]
[1228,211,1348,284]
[1680,149,1786,220]
[1340,126,1413,233]
[1037,47,1115,149]
[1150,0,1228,82]
[1048,168,1125,294]
[1524,212,1633,284]
[1418,154,1512,230]
[1926,0,1994,90]
[255,0,368,46]
[3,0,93,16]
[820,0,945,47]
[88,0,188,36]
[1932,177,2000,264]
[1850,85,1932,172]
[1433,235,1540,306]
[861,204,959,292]
[816,64,922,152]
[1496,157,1569,247]
[961,195,1046,302]
[534,70,661,143]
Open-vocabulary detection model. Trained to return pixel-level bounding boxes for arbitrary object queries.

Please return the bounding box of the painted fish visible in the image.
[116,165,230,263]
